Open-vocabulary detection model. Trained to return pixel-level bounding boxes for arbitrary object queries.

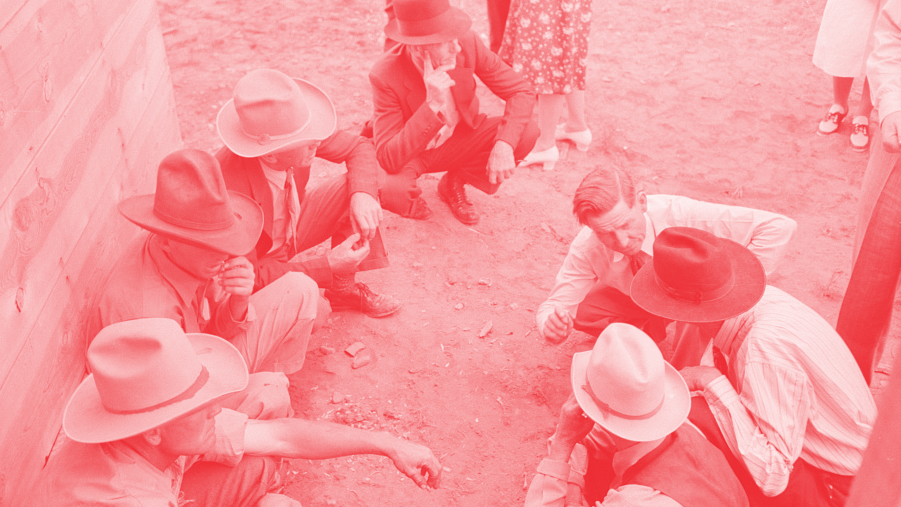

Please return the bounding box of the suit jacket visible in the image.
[368,30,535,173]
[217,129,379,290]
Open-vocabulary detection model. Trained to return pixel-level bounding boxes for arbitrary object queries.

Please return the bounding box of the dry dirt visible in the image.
[156,0,890,504]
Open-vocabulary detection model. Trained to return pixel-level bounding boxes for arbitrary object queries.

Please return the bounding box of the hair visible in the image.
[572,166,637,225]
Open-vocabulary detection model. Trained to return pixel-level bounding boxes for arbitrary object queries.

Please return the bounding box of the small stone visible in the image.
[479,320,493,338]
[412,262,423,268]
[345,342,366,357]
[352,352,373,369]
[320,345,336,355]
[454,303,465,310]
[478,278,492,286]
[509,303,520,310]
[331,392,345,404]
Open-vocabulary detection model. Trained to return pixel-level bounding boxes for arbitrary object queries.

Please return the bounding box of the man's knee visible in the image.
[243,372,292,419]
[275,272,320,318]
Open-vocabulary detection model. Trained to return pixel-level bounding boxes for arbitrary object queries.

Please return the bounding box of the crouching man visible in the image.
[40,318,441,506]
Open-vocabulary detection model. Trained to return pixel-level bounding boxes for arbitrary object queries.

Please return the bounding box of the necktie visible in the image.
[284,168,301,253]
[630,250,652,275]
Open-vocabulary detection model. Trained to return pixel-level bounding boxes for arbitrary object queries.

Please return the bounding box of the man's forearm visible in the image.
[244,418,397,460]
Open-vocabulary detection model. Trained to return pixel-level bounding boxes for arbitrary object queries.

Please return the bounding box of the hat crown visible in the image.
[652,227,734,303]
[233,69,311,143]
[152,149,236,232]
[394,0,453,22]
[89,319,205,414]
[586,324,666,417]
[387,0,472,43]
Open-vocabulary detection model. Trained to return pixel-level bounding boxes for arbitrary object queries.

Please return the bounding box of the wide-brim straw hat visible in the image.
[571,323,690,442]
[217,69,336,158]
[118,148,263,256]
[63,318,248,444]
[385,0,472,45]
[631,227,766,323]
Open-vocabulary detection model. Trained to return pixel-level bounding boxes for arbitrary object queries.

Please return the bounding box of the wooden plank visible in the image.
[0,0,168,382]
[0,61,181,507]
[0,0,133,199]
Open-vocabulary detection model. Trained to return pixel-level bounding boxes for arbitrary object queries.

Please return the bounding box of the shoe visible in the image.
[850,116,870,152]
[520,145,559,171]
[325,282,402,318]
[817,105,847,136]
[555,125,592,151]
[437,173,479,225]
[407,197,433,220]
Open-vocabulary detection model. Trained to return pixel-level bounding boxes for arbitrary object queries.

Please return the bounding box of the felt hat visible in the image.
[571,323,690,442]
[217,69,336,158]
[118,148,263,256]
[385,0,472,45]
[630,227,766,323]
[63,318,248,444]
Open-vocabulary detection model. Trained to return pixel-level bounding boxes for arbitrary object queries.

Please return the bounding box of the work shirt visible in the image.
[39,410,248,506]
[90,233,253,343]
[697,286,877,496]
[537,195,797,336]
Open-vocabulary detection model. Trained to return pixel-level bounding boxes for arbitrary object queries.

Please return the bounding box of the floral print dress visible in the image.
[499,0,592,94]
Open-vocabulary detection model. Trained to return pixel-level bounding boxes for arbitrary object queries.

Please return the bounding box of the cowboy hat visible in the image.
[571,323,689,442]
[385,0,472,45]
[630,227,766,323]
[63,318,248,444]
[217,69,336,158]
[118,148,263,257]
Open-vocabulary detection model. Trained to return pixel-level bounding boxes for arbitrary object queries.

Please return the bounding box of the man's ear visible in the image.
[260,153,277,165]
[637,192,648,213]
[141,428,163,447]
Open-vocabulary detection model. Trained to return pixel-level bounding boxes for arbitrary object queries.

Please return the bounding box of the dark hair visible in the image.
[572,166,637,225]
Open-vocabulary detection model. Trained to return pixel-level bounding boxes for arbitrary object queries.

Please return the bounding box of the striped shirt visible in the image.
[699,286,877,496]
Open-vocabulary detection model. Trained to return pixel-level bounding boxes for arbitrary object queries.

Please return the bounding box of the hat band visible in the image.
[153,207,236,231]
[398,11,455,38]
[654,272,735,304]
[582,384,665,421]
[242,114,312,146]
[107,366,210,415]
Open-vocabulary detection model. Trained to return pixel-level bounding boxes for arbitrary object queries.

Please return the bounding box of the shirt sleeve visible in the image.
[868,0,901,124]
[315,130,380,199]
[190,409,250,468]
[701,362,811,496]
[537,231,603,337]
[663,195,797,275]
[601,485,684,507]
[205,282,254,340]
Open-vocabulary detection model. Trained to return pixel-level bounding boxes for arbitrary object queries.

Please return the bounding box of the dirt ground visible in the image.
[156,0,889,504]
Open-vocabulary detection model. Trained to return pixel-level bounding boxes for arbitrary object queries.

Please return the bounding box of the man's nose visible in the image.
[615,230,630,248]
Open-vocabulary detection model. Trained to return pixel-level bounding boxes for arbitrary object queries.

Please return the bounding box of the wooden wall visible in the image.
[0,0,182,503]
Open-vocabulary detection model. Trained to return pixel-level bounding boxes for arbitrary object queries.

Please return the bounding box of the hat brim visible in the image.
[117,190,263,257]
[571,351,690,442]
[630,236,766,323]
[384,8,472,45]
[63,333,248,444]
[217,77,337,158]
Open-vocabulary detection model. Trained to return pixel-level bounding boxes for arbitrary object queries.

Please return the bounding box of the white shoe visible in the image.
[555,125,592,151]
[521,145,559,171]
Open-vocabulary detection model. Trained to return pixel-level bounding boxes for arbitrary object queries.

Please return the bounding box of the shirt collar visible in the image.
[260,161,288,188]
[147,235,206,306]
[612,436,665,479]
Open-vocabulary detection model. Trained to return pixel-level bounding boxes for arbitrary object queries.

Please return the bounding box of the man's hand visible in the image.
[487,141,515,184]
[679,365,723,392]
[349,192,383,243]
[548,393,596,462]
[882,110,901,152]
[220,256,255,320]
[422,53,455,115]
[541,305,574,344]
[328,233,370,276]
[386,438,442,489]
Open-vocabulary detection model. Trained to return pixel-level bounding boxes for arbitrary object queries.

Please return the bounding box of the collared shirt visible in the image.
[537,194,797,336]
[91,233,253,343]
[868,0,901,124]
[425,85,459,150]
[697,286,877,497]
[523,437,683,507]
[38,410,248,506]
